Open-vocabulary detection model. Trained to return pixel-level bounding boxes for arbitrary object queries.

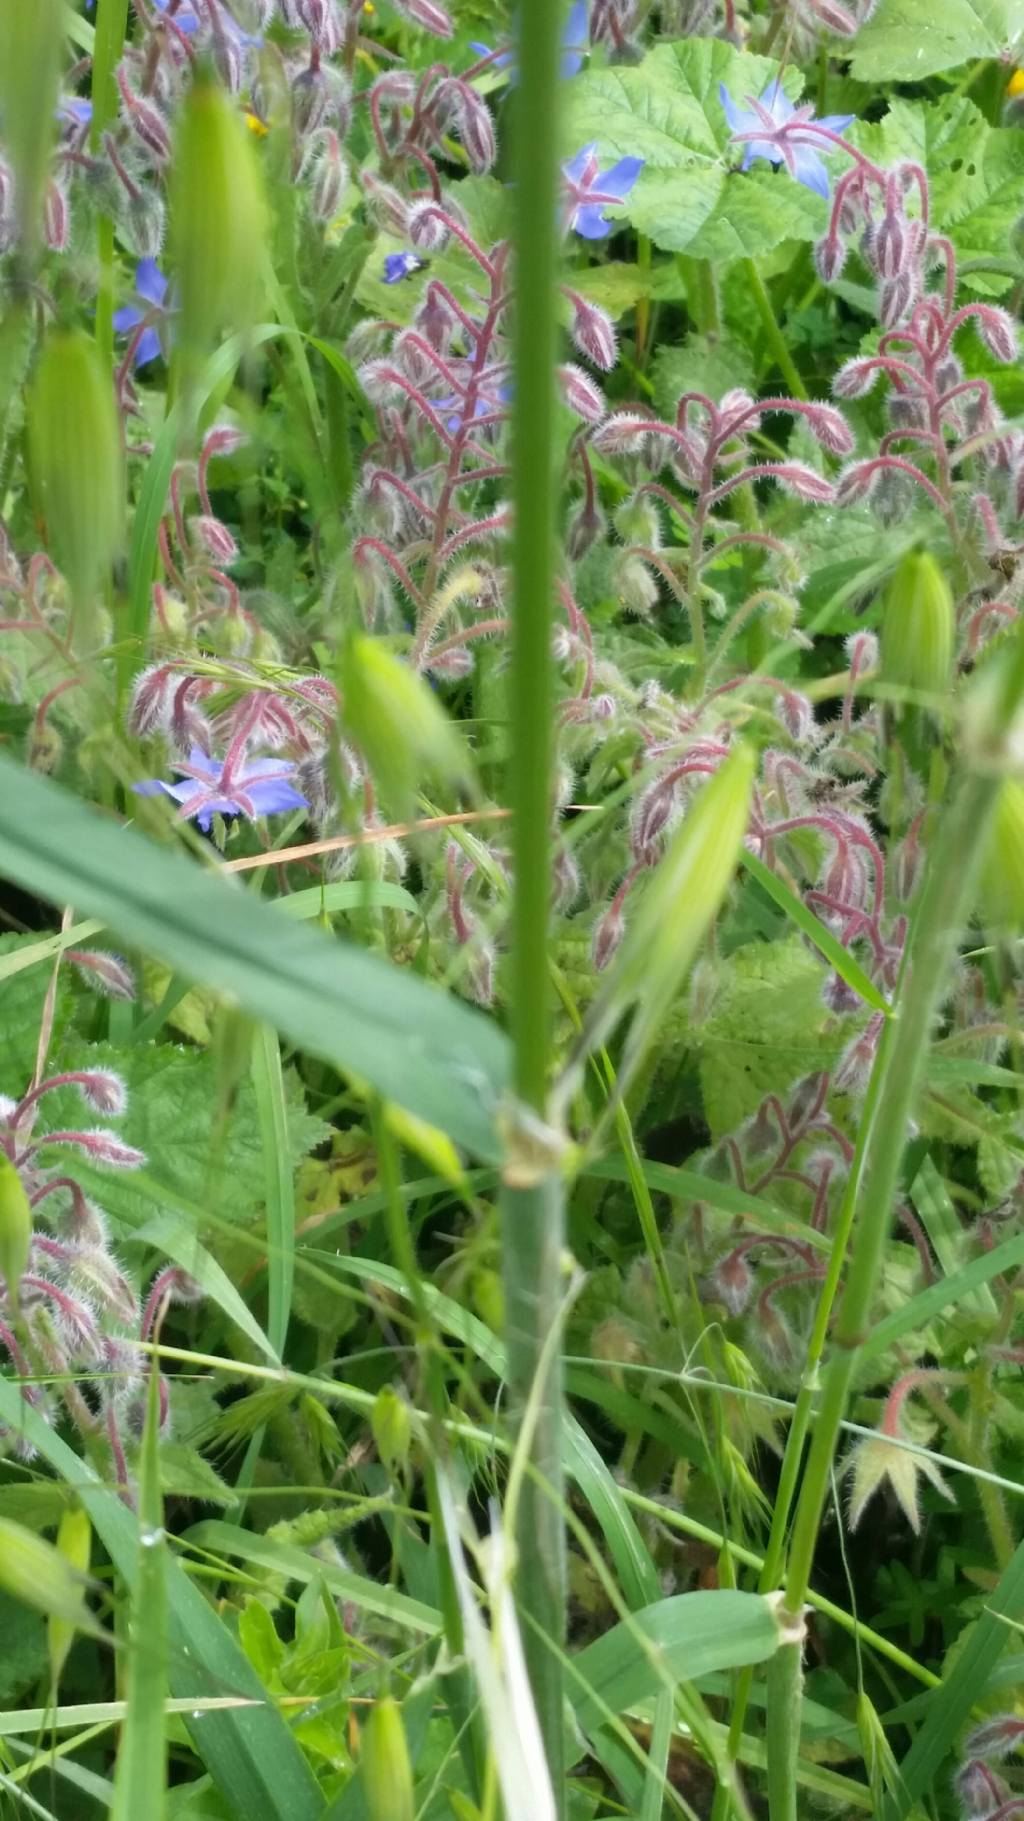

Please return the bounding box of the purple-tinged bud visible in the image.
[35,1130,146,1170]
[210,29,244,96]
[836,461,878,507]
[964,1715,1024,1763]
[361,175,410,237]
[67,950,136,1001]
[872,192,907,279]
[117,69,171,167]
[835,1017,883,1096]
[308,130,346,222]
[955,1760,1013,1816]
[934,354,962,394]
[805,403,854,456]
[569,294,617,371]
[872,465,914,527]
[566,495,607,560]
[297,0,332,39]
[593,899,626,971]
[788,1071,827,1128]
[454,86,497,175]
[845,630,879,674]
[27,721,62,775]
[189,515,239,565]
[203,423,247,462]
[775,688,814,742]
[773,463,835,504]
[887,391,928,431]
[559,362,606,424]
[407,198,450,252]
[814,234,846,283]
[823,841,867,908]
[631,778,675,861]
[879,270,917,329]
[69,1070,128,1117]
[823,971,861,1013]
[128,662,175,736]
[468,942,496,1007]
[712,1249,753,1315]
[427,645,474,679]
[392,0,454,33]
[291,66,329,139]
[833,358,879,399]
[593,411,665,457]
[43,181,70,252]
[975,305,1019,364]
[810,0,859,29]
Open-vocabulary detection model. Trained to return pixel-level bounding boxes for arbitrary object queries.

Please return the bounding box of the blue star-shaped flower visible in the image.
[563,143,644,240]
[113,260,174,370]
[719,82,854,200]
[384,250,426,285]
[471,0,589,80]
[133,749,308,832]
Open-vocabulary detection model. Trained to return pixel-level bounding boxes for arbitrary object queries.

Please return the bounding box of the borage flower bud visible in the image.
[188,515,239,565]
[559,362,606,424]
[117,68,172,167]
[308,131,346,222]
[128,662,176,736]
[569,293,617,371]
[833,358,879,399]
[814,234,846,283]
[125,189,166,260]
[964,1715,1024,1762]
[955,1759,1013,1817]
[612,551,659,618]
[407,198,451,253]
[592,898,626,972]
[566,496,606,560]
[712,1248,753,1315]
[773,463,835,504]
[291,66,329,139]
[592,411,657,455]
[43,181,70,253]
[975,305,1019,364]
[392,0,454,34]
[67,950,136,1001]
[36,1130,146,1170]
[804,403,854,456]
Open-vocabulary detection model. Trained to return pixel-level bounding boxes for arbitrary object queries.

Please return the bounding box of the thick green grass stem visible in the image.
[503,0,566,1801]
[743,259,807,401]
[764,633,1024,1819]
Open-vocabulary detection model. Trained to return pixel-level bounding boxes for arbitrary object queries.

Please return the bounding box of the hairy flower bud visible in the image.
[612,551,659,617]
[814,234,846,283]
[773,463,835,503]
[406,197,450,252]
[67,951,136,1001]
[568,293,617,371]
[975,305,1018,364]
[833,358,879,399]
[392,0,453,33]
[559,361,606,424]
[188,514,239,565]
[308,130,346,222]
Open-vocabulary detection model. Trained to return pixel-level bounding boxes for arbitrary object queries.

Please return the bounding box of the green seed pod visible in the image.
[48,1505,91,1688]
[371,1386,411,1475]
[0,0,64,255]
[589,743,756,1048]
[0,1153,31,1308]
[978,779,1024,930]
[29,330,123,630]
[0,1517,95,1631]
[881,550,954,709]
[340,634,473,815]
[361,1696,415,1821]
[170,73,269,359]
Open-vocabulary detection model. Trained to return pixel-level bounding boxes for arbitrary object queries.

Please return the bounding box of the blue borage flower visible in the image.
[471,0,589,80]
[133,748,309,832]
[563,143,644,240]
[113,259,174,370]
[719,81,854,200]
[384,250,427,285]
[88,0,202,26]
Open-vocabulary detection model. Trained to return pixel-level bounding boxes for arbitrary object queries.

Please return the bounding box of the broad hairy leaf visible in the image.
[563,41,824,260]
[0,755,511,1159]
[850,0,1024,81]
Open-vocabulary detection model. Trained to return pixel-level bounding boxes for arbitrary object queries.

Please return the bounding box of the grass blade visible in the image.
[741,849,891,1015]
[0,755,510,1158]
[110,1357,167,1821]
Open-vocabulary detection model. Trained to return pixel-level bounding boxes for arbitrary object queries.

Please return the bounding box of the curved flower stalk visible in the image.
[0,1068,198,1503]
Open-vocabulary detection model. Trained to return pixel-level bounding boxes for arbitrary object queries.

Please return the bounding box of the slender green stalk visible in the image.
[742,259,808,400]
[764,630,1024,1819]
[501,0,566,1803]
[90,0,130,367]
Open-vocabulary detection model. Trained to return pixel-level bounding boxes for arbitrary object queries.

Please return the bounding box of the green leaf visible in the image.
[0,1377,323,1821]
[651,333,753,422]
[569,1590,782,1732]
[0,755,511,1159]
[696,935,835,1137]
[884,1533,1024,1819]
[850,0,1024,80]
[909,1154,997,1316]
[185,1522,442,1635]
[0,934,74,1097]
[563,42,826,259]
[861,1223,1024,1360]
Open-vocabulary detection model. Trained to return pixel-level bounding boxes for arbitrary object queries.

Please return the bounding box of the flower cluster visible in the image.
[0,1065,200,1502]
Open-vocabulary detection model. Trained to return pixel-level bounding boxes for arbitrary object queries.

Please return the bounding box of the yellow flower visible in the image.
[245,111,268,137]
[1007,68,1024,97]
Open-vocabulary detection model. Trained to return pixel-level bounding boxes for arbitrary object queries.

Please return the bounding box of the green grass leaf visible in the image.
[741,849,892,1016]
[569,1590,782,1732]
[0,755,510,1158]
